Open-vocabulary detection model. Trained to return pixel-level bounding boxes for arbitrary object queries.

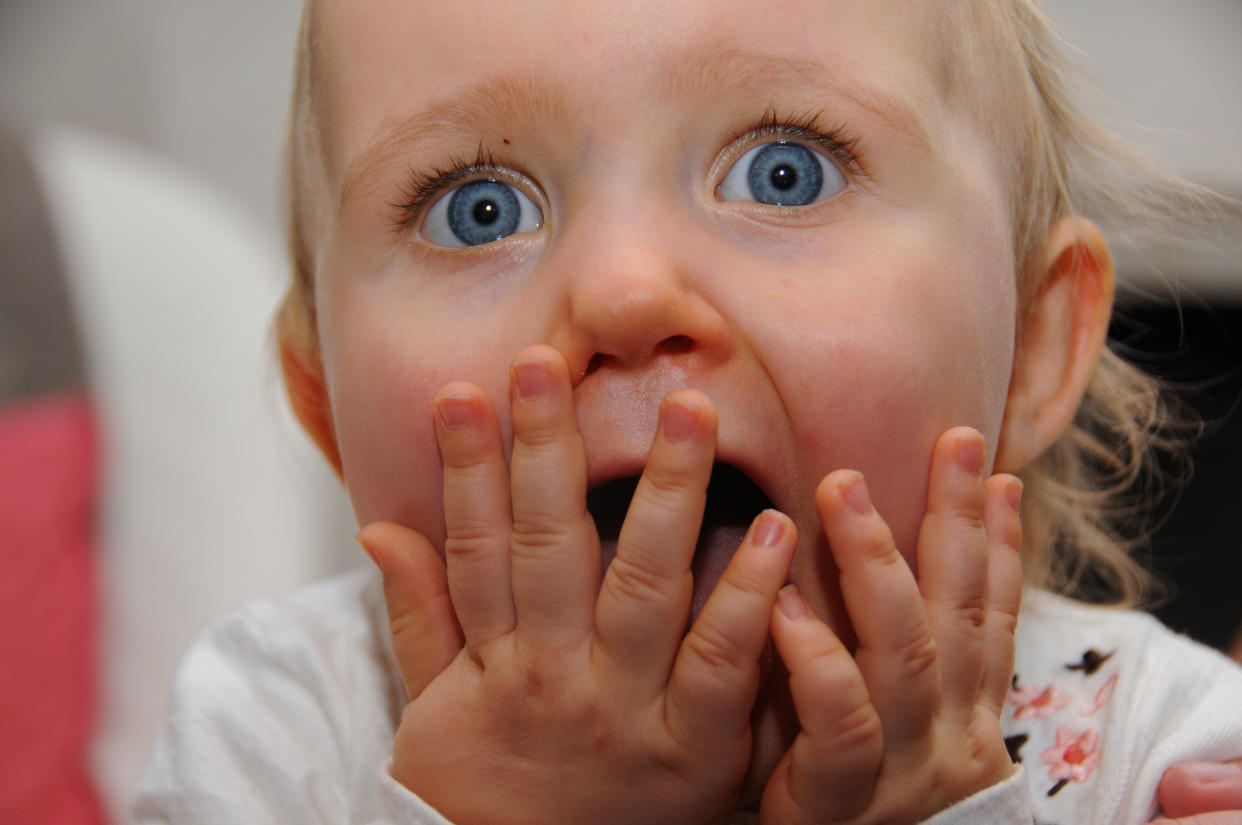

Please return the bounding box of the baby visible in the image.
[134,1,1242,823]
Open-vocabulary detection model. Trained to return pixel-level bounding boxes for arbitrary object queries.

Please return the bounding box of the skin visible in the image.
[280,0,1240,821]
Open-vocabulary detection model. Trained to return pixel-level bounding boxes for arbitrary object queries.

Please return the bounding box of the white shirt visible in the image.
[132,568,1242,825]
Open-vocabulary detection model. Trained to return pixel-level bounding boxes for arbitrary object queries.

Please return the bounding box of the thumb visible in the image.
[357,521,464,702]
[1157,760,1242,821]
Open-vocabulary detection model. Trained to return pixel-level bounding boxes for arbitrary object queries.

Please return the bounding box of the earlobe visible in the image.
[277,302,343,476]
[994,216,1116,473]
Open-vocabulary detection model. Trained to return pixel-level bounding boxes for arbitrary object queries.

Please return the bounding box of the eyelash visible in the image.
[727,108,865,180]
[390,146,513,235]
[388,111,865,235]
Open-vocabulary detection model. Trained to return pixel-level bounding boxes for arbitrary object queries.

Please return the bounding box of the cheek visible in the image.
[329,334,455,543]
[318,289,515,546]
[787,338,955,554]
[763,248,1016,556]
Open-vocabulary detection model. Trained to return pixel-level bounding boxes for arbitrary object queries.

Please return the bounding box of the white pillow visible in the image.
[33,126,356,824]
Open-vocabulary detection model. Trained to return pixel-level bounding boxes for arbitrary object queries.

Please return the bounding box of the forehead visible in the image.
[313,0,969,182]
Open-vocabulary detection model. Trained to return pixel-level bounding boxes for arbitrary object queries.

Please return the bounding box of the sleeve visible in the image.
[1117,634,1242,824]
[918,768,1035,825]
[129,605,451,825]
[377,764,456,825]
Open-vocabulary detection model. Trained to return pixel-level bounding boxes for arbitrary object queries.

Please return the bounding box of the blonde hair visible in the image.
[950,1,1237,605]
[278,0,1236,606]
[278,0,321,360]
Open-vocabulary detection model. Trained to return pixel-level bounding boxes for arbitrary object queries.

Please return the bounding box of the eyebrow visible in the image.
[665,45,931,150]
[338,44,930,213]
[338,74,571,212]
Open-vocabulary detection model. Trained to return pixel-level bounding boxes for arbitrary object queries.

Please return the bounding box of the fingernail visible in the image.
[1006,478,1024,513]
[435,395,474,430]
[753,510,785,547]
[777,585,809,621]
[661,399,698,443]
[355,532,382,573]
[957,434,986,478]
[1178,762,1242,783]
[513,361,551,399]
[841,473,872,515]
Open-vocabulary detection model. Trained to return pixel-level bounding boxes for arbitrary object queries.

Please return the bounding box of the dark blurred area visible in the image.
[1114,295,1242,654]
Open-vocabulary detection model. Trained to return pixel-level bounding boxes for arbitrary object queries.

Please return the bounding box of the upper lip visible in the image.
[575,373,791,527]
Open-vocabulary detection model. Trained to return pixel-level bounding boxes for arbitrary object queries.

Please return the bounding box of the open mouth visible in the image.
[587,462,775,621]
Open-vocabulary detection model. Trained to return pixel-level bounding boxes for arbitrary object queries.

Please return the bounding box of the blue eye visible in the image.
[718,141,845,206]
[422,178,543,247]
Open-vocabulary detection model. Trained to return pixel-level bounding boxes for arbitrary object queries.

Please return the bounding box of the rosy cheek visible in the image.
[796,384,940,555]
[332,355,449,543]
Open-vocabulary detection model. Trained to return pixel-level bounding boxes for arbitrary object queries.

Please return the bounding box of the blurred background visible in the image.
[0,2,1238,823]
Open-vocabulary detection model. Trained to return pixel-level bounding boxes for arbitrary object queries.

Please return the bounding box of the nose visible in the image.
[546,208,733,384]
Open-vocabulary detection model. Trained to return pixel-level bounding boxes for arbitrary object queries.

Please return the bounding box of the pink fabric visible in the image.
[0,392,106,825]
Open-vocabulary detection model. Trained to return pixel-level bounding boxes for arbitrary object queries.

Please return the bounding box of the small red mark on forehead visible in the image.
[502,137,511,145]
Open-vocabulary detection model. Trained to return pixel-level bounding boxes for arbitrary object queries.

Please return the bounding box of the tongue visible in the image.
[689,521,750,621]
[589,464,772,627]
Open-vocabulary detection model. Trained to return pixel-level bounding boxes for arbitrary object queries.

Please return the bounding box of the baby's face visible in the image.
[314,0,1016,671]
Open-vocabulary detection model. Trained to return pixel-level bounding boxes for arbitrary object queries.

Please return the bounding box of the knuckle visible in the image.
[945,601,988,634]
[716,558,771,603]
[633,468,699,518]
[445,517,506,549]
[508,639,585,699]
[892,630,940,684]
[513,422,577,453]
[987,603,1019,638]
[441,446,488,471]
[682,621,747,681]
[604,554,679,606]
[387,607,420,641]
[940,495,986,526]
[824,699,884,754]
[799,643,858,686]
[852,523,901,564]
[509,518,576,555]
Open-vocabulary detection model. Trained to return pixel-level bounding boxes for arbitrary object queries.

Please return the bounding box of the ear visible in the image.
[276,301,343,477]
[994,216,1116,473]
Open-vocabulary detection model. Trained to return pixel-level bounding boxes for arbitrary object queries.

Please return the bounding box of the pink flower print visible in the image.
[1009,683,1072,720]
[1042,727,1101,788]
[1081,672,1119,718]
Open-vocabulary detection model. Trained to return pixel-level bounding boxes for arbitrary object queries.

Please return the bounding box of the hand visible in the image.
[359,345,797,825]
[1150,760,1242,825]
[759,428,1025,825]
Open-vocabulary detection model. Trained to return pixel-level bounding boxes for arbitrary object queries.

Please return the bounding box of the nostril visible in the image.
[583,335,696,376]
[585,352,610,376]
[656,335,694,356]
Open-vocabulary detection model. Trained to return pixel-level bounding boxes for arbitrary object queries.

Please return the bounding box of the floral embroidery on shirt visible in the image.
[1005,646,1122,806]
[1010,683,1073,719]
[1065,648,1114,676]
[1041,727,1101,796]
[1079,672,1119,718]
[1005,732,1029,763]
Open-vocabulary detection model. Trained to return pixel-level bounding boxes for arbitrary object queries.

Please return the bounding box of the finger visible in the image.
[664,510,797,748]
[979,474,1024,715]
[434,383,516,655]
[762,584,882,823]
[1159,761,1242,819]
[357,521,465,701]
[1149,814,1242,825]
[915,428,990,716]
[507,346,598,646]
[816,469,939,748]
[594,390,716,692]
